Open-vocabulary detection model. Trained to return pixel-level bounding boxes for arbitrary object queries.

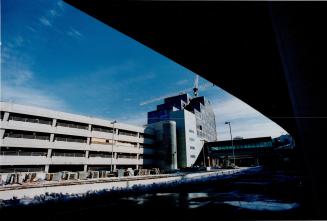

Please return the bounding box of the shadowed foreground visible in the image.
[0,168,306,221]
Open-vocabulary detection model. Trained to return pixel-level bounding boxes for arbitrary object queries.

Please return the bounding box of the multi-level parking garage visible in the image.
[0,102,156,173]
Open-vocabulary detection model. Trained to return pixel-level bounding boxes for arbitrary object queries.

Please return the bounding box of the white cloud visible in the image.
[212,97,263,121]
[118,112,147,127]
[26,26,36,32]
[57,1,65,11]
[11,70,33,86]
[217,120,285,140]
[1,46,69,112]
[211,96,287,140]
[49,9,57,17]
[14,36,24,47]
[39,16,52,26]
[1,84,69,112]
[176,79,189,85]
[67,28,83,39]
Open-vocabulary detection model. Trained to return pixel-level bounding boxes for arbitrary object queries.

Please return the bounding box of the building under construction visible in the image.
[147,92,217,169]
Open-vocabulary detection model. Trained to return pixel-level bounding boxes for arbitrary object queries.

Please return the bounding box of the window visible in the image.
[190,155,196,158]
[189,137,195,141]
[190,146,195,150]
[189,129,194,133]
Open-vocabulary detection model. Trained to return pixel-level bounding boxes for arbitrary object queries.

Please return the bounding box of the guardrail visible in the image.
[89,154,111,158]
[117,155,137,159]
[0,168,44,173]
[0,151,47,156]
[57,122,88,130]
[5,134,50,140]
[92,128,113,133]
[9,117,52,125]
[52,152,85,157]
[55,138,87,143]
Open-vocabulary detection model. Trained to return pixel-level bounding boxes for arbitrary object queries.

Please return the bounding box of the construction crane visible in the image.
[139,75,214,106]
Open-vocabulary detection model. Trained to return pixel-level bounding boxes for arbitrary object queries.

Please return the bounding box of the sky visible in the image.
[1,0,287,140]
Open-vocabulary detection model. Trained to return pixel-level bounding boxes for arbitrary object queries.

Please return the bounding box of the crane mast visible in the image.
[193,75,199,97]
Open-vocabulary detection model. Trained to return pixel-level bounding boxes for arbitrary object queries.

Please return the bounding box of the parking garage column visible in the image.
[52,118,57,127]
[45,149,52,173]
[114,152,117,170]
[0,129,5,139]
[136,153,140,169]
[50,134,55,142]
[84,151,89,172]
[3,112,10,121]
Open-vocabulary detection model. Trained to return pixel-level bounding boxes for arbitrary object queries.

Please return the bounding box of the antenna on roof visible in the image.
[193,75,199,97]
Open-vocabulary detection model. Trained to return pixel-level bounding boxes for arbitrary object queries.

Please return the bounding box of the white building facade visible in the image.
[0,102,156,173]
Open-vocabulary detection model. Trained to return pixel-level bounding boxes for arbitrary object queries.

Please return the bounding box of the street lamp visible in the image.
[111,120,117,172]
[225,121,235,166]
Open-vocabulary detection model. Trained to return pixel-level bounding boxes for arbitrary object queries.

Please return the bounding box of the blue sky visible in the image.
[1,0,287,140]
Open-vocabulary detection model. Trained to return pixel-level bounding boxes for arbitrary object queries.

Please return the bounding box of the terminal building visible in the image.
[204,137,275,167]
[0,102,156,173]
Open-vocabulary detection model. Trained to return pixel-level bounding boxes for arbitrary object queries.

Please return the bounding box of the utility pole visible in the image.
[111,120,117,172]
[225,121,235,166]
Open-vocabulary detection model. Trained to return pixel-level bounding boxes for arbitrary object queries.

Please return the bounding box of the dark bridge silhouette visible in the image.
[64,1,327,218]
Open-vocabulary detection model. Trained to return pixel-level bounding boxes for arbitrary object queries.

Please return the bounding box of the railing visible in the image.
[9,116,52,125]
[118,131,138,137]
[0,167,44,173]
[0,151,47,156]
[116,143,138,148]
[52,152,85,157]
[57,122,88,130]
[92,142,138,148]
[92,127,113,133]
[117,155,137,159]
[89,153,111,158]
[55,137,87,143]
[5,134,50,140]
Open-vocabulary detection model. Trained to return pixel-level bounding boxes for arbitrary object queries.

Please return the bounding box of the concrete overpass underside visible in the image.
[64,1,327,218]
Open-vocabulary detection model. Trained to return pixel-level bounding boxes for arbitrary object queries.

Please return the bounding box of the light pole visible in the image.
[111,120,117,172]
[225,121,235,166]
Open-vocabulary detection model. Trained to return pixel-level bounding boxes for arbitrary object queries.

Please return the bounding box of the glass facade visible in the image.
[210,141,273,151]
